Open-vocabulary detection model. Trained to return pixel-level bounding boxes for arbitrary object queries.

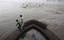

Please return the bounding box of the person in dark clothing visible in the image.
[16,19,21,32]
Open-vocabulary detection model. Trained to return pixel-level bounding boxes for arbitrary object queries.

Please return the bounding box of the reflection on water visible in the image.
[19,29,46,40]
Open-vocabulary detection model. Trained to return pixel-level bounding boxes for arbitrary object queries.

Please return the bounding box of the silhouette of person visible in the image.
[16,19,21,32]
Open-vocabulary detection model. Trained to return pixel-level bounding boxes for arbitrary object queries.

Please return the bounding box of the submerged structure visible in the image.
[6,20,60,40]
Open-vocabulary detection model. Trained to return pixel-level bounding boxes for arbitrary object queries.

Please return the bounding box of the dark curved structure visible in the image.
[5,19,60,40]
[16,24,48,40]
[23,20,47,29]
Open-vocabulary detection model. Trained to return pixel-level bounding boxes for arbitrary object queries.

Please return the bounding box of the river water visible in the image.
[0,0,64,40]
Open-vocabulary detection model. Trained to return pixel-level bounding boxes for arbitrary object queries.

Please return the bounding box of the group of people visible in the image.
[16,15,24,32]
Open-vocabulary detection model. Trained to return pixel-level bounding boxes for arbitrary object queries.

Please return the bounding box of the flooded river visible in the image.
[0,0,64,40]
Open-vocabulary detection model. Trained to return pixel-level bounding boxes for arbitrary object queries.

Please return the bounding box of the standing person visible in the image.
[20,15,24,30]
[16,19,21,32]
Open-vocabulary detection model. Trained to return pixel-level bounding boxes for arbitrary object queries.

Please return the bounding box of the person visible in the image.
[16,19,21,32]
[20,15,24,30]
